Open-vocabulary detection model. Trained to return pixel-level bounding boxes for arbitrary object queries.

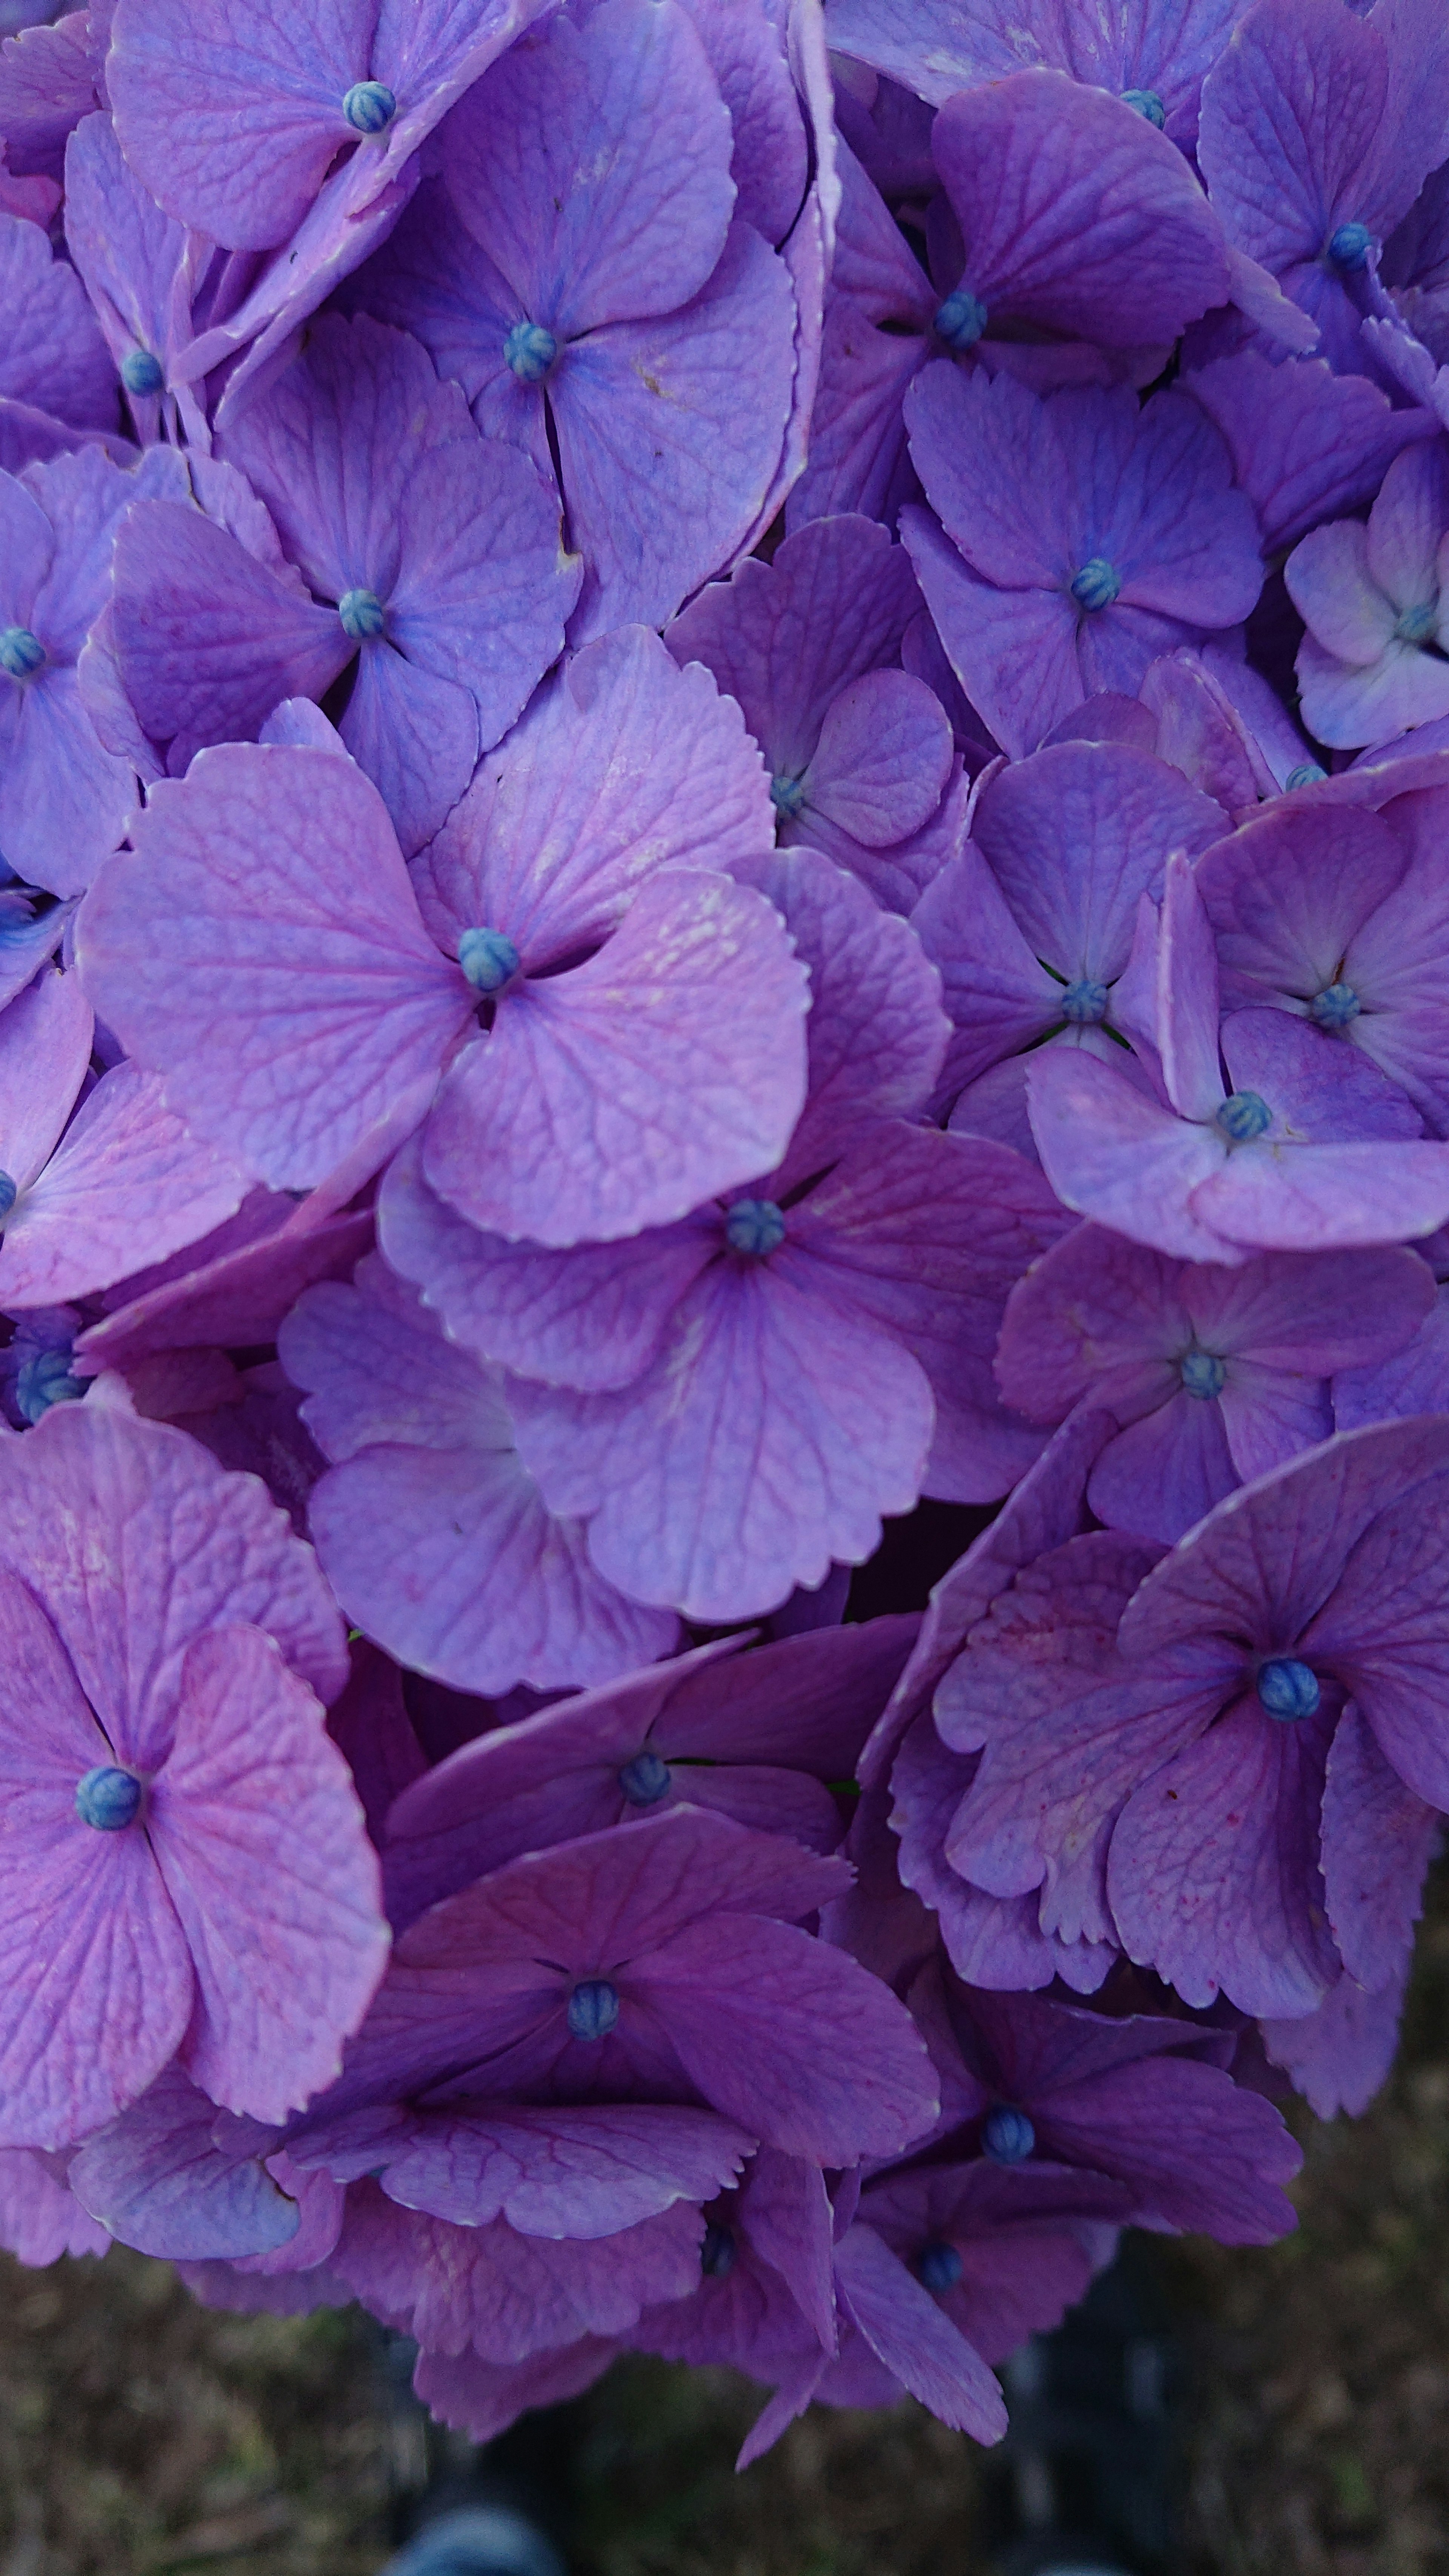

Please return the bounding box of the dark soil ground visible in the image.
[0,1866,1444,2576]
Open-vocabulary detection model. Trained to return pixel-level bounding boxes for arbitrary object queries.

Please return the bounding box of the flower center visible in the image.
[1309,981,1360,1030]
[458,927,521,995]
[1395,600,1438,645]
[725,1199,786,1257]
[121,348,165,396]
[1070,559,1121,612]
[15,1348,84,1424]
[769,773,807,820]
[934,289,989,352]
[617,1749,671,1806]
[1180,1348,1226,1400]
[338,588,386,642]
[504,321,559,384]
[915,2240,964,2293]
[1256,1658,1320,1721]
[1060,977,1109,1025]
[701,2222,737,2279]
[75,1766,142,1831]
[1215,1090,1271,1143]
[343,80,397,133]
[0,1172,15,1221]
[982,2104,1036,2165]
[0,627,46,683]
[566,1978,620,2041]
[1284,761,1327,790]
[1121,87,1166,126]
[1327,221,1374,271]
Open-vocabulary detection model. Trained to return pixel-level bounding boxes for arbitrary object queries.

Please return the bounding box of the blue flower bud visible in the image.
[1180,1348,1226,1400]
[121,348,165,397]
[1309,981,1360,1030]
[915,2240,964,2293]
[1256,1658,1320,1721]
[1327,221,1373,271]
[1215,1089,1271,1143]
[0,1172,15,1221]
[1060,978,1109,1025]
[0,627,46,682]
[504,321,559,384]
[338,588,386,641]
[725,1199,786,1257]
[982,2104,1035,2165]
[1284,761,1327,790]
[75,1765,142,1831]
[343,80,396,133]
[567,1978,620,2041]
[701,2222,737,2279]
[1121,87,1166,126]
[618,1749,671,1806]
[1070,560,1121,613]
[1395,601,1438,645]
[769,772,807,821]
[934,289,989,352]
[458,927,521,994]
[16,1349,85,1424]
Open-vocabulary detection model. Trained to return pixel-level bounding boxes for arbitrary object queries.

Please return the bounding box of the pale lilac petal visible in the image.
[0,204,115,426]
[0,1063,245,1310]
[67,2065,300,2261]
[1027,1049,1241,1264]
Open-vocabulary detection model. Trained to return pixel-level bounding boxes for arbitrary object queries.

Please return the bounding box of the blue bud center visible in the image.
[1070,559,1121,613]
[1121,86,1166,126]
[1180,1347,1226,1400]
[0,627,46,682]
[343,80,396,134]
[618,1748,671,1806]
[504,321,559,384]
[701,2222,737,2279]
[982,2104,1036,2165]
[1256,1657,1320,1721]
[1284,761,1327,790]
[934,289,989,352]
[0,1171,15,1221]
[458,927,521,994]
[1395,600,1438,645]
[338,587,386,642]
[915,2239,964,2293]
[769,772,807,821]
[567,1978,620,2042]
[75,1765,142,1831]
[16,1349,84,1424]
[725,1198,786,1257]
[1060,977,1109,1025]
[1309,980,1360,1030]
[121,347,165,397]
[1327,220,1374,271]
[1215,1089,1271,1143]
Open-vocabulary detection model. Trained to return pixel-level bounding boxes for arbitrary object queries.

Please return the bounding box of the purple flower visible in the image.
[667,512,954,910]
[108,315,579,854]
[996,1223,1433,1543]
[1287,444,1449,748]
[380,844,1069,1618]
[932,1414,1449,2019]
[1184,349,1438,556]
[349,0,801,637]
[77,629,809,1240]
[0,1400,385,2147]
[62,110,204,445]
[902,368,1263,757]
[279,1250,677,1701]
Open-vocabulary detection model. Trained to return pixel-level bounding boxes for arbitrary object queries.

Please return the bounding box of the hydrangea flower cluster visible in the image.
[1,0,1448,2465]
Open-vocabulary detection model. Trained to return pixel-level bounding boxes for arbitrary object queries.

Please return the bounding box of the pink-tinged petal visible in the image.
[1088,1393,1239,1546]
[67,2064,299,2260]
[1185,352,1437,555]
[0,1063,245,1311]
[0,1566,192,2149]
[75,743,474,1191]
[995,1227,1191,1426]
[1107,1697,1339,2017]
[148,1624,388,2123]
[412,625,773,967]
[551,222,799,641]
[1032,2057,1301,2243]
[934,71,1228,346]
[303,2101,749,2238]
[443,0,734,334]
[1260,1953,1410,2120]
[109,501,347,761]
[0,206,115,426]
[802,667,952,848]
[0,2149,109,2266]
[1028,1049,1241,1264]
[1285,518,1399,666]
[1319,1702,1440,1992]
[900,500,1085,763]
[75,1195,374,1378]
[0,1401,348,1769]
[636,1913,938,2163]
[412,2338,618,2444]
[833,2224,1006,2441]
[423,868,808,1248]
[0,966,90,1190]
